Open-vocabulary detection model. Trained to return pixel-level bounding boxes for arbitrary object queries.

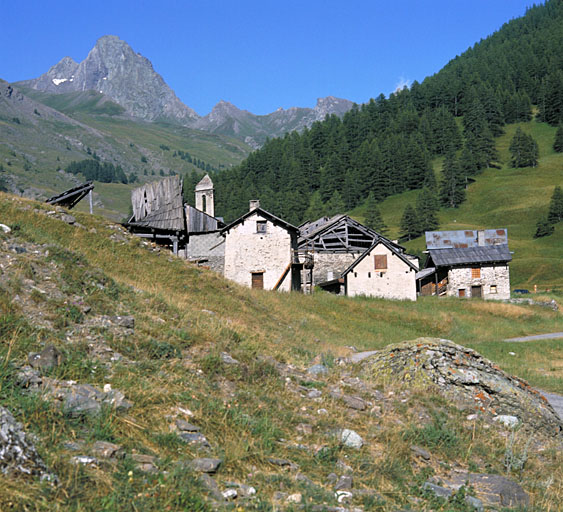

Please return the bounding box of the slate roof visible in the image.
[415,267,436,281]
[428,244,511,267]
[220,207,299,234]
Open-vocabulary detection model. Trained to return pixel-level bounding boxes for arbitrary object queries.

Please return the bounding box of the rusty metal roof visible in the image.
[425,229,508,249]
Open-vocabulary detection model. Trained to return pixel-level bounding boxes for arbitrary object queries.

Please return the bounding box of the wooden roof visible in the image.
[46,181,93,209]
[129,176,185,232]
[298,215,403,253]
[185,204,224,233]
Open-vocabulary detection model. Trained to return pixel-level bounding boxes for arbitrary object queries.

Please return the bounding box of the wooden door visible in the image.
[251,272,264,289]
[471,285,482,298]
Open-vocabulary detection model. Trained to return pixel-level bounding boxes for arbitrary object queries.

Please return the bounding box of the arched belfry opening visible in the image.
[195,174,214,217]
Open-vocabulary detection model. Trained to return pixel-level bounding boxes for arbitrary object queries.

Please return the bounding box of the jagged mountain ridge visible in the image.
[17,35,199,124]
[16,35,354,146]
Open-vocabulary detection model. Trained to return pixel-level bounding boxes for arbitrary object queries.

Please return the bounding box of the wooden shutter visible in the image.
[471,267,481,278]
[374,254,387,270]
[459,289,466,297]
[251,272,264,289]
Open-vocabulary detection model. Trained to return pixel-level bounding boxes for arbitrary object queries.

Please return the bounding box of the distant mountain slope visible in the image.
[0,80,250,219]
[16,35,355,146]
[195,96,354,148]
[17,35,199,124]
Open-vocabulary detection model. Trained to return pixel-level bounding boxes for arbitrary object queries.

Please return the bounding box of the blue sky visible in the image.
[2,0,535,116]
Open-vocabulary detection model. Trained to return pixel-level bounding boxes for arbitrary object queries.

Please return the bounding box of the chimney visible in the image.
[249,199,260,211]
[477,230,485,246]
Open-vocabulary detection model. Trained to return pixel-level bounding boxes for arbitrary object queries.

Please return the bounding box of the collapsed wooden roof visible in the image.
[46,181,94,209]
[128,176,185,232]
[298,215,403,253]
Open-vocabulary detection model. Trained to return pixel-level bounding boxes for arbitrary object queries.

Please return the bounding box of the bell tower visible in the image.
[195,174,214,217]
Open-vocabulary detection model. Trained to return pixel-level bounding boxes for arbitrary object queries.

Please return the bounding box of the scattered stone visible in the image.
[307,389,322,399]
[326,472,338,484]
[107,315,135,329]
[131,453,158,472]
[71,455,98,466]
[267,457,298,470]
[198,473,224,500]
[222,489,238,500]
[334,475,353,490]
[28,344,64,372]
[62,440,86,451]
[0,223,11,234]
[237,484,257,497]
[335,490,353,503]
[411,445,431,461]
[295,423,313,435]
[220,352,239,365]
[178,432,210,447]
[59,213,76,225]
[329,391,367,410]
[336,428,363,449]
[176,419,200,432]
[286,492,302,503]
[273,491,288,501]
[307,364,329,376]
[493,415,519,429]
[0,406,56,481]
[92,441,124,459]
[431,472,529,509]
[423,481,452,498]
[190,458,222,473]
[295,473,314,486]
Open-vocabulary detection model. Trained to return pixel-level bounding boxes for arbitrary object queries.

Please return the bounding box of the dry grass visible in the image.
[0,194,562,510]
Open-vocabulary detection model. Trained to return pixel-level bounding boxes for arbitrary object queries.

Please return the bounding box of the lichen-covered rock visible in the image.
[360,338,562,437]
[0,406,56,481]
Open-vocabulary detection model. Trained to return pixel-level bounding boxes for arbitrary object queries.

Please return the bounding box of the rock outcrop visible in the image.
[359,338,563,437]
[0,406,55,481]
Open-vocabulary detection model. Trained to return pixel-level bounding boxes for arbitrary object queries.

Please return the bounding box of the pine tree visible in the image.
[303,191,326,221]
[553,124,563,153]
[400,204,421,241]
[547,186,563,224]
[534,217,554,238]
[325,190,346,217]
[509,127,539,168]
[440,151,466,208]
[364,192,387,234]
[416,187,439,232]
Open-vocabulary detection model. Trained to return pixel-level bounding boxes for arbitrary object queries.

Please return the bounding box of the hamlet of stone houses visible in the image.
[120,175,513,301]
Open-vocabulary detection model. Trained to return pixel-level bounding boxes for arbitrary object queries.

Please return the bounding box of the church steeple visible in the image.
[195,174,214,217]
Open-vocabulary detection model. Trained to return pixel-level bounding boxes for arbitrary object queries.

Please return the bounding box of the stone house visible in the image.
[417,229,512,300]
[221,201,302,291]
[298,215,417,294]
[342,239,419,301]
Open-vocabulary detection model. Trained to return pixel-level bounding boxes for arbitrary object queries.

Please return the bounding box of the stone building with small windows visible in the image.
[221,201,302,291]
[417,229,512,300]
[342,239,419,301]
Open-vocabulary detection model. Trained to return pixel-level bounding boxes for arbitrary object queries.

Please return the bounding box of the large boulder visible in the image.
[359,338,562,437]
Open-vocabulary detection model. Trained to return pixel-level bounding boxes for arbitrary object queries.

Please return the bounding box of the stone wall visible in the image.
[312,252,359,284]
[346,244,417,301]
[447,264,510,300]
[223,213,294,291]
[185,232,225,273]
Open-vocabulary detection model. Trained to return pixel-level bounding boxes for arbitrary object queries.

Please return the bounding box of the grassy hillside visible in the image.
[0,85,251,220]
[0,193,561,510]
[351,120,563,289]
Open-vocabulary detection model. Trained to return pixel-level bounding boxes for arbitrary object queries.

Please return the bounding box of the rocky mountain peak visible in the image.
[314,96,354,117]
[17,35,199,123]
